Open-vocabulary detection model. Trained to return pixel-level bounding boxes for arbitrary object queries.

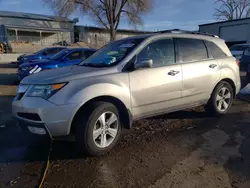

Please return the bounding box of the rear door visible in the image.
[176,38,221,104]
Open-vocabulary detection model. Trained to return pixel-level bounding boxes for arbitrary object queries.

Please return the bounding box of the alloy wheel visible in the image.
[92,111,119,148]
[216,87,231,112]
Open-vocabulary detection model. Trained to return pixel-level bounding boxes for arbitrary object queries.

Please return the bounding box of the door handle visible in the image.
[168,70,180,76]
[209,64,217,69]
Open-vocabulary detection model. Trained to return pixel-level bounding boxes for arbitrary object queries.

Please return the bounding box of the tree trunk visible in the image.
[110,28,116,41]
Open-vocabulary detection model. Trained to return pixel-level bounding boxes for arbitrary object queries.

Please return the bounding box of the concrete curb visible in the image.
[0,53,23,63]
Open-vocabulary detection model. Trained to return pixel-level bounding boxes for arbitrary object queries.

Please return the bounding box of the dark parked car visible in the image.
[239,47,250,71]
[18,48,96,80]
[17,47,66,65]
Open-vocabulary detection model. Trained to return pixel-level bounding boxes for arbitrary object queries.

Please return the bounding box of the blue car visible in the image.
[18,48,96,80]
[17,47,66,65]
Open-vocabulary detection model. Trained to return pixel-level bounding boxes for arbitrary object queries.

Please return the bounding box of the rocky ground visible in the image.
[0,62,250,188]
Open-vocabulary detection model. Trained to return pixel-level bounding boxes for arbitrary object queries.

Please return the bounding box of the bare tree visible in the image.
[214,0,250,20]
[44,0,152,41]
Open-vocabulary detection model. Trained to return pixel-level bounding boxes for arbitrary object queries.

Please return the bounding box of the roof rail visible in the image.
[156,29,219,38]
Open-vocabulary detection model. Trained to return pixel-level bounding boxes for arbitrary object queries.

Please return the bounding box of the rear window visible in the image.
[46,48,62,54]
[176,38,208,62]
[205,41,227,58]
[230,45,248,51]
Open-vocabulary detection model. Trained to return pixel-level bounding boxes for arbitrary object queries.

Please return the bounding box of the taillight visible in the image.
[235,59,240,66]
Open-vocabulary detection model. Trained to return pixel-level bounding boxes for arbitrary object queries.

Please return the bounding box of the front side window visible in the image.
[80,38,145,67]
[176,38,208,62]
[137,38,175,67]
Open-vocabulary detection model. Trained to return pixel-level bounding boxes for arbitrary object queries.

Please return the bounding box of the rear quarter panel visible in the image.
[218,56,241,94]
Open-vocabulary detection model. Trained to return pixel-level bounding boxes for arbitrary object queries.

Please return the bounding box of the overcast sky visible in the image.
[0,0,217,31]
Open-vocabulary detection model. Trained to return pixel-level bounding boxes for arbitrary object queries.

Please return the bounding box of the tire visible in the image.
[205,81,234,116]
[75,102,122,156]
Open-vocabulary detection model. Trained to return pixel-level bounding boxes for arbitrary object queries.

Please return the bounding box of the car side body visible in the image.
[17,47,66,65]
[12,32,241,155]
[18,48,96,80]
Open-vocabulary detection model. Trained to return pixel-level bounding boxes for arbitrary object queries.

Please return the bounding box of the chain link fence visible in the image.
[0,33,110,54]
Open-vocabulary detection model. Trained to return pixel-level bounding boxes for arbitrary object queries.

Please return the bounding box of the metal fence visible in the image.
[0,34,109,53]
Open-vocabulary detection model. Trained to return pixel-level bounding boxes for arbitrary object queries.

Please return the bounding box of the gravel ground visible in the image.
[1,62,250,188]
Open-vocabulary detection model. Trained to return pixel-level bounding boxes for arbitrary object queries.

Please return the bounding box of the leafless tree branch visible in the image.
[44,0,153,41]
[214,0,250,20]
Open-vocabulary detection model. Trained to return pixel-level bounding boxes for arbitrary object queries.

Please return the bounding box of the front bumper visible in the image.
[12,96,79,137]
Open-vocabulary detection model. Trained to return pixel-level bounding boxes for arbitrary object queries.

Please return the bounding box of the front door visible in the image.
[129,38,183,119]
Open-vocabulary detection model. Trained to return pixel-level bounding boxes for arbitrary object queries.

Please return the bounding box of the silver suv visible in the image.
[12,31,241,155]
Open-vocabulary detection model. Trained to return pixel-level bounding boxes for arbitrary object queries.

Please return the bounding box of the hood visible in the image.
[21,65,118,85]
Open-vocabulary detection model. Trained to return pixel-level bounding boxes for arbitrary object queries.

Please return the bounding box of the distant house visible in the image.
[0,10,75,45]
[0,10,152,49]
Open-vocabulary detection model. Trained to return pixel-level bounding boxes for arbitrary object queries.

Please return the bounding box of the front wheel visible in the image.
[75,102,122,156]
[205,81,234,116]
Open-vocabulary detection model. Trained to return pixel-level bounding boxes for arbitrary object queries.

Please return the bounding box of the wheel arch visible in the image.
[70,96,133,134]
[217,78,236,97]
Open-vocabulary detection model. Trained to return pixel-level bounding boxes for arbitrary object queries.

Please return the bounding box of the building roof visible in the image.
[199,17,250,27]
[0,10,73,23]
[76,25,152,34]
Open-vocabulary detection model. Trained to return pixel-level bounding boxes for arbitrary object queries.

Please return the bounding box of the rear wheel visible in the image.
[205,81,233,116]
[75,102,122,156]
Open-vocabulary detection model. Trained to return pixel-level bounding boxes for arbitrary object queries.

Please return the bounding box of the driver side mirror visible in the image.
[135,58,153,69]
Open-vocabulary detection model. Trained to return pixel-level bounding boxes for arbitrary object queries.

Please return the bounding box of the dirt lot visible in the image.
[1,62,250,188]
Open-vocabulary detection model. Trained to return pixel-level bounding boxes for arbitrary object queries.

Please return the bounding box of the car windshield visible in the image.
[49,50,69,60]
[230,45,248,51]
[80,38,145,67]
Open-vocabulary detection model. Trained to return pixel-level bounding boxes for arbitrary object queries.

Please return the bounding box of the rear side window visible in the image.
[176,38,208,62]
[205,41,227,58]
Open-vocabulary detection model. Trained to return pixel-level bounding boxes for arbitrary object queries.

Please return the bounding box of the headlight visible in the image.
[21,66,33,72]
[26,83,67,99]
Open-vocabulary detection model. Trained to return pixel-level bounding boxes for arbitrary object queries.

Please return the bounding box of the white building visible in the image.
[199,18,250,47]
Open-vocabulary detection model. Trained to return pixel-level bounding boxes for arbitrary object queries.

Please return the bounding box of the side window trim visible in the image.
[202,40,213,59]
